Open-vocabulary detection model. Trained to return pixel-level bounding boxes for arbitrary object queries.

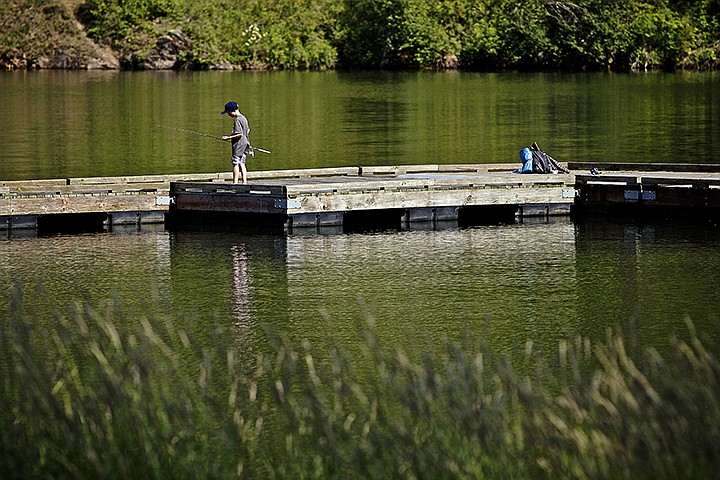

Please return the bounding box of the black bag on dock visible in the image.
[529,142,570,174]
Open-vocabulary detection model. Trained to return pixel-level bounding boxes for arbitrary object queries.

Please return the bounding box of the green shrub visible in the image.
[75,0,178,41]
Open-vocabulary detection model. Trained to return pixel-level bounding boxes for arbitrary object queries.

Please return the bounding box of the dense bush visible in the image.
[76,0,179,42]
[337,0,461,68]
[2,288,720,479]
[178,0,338,69]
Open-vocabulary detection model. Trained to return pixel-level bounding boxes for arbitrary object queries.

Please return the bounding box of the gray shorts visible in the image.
[231,153,246,166]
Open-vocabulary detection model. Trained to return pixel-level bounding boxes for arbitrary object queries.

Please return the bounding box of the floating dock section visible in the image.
[0,173,225,233]
[570,163,720,219]
[168,164,576,232]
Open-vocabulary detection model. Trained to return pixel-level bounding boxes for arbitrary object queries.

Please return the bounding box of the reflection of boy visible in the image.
[220,101,251,184]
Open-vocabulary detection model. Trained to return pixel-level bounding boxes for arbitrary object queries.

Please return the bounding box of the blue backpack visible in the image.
[519,147,533,173]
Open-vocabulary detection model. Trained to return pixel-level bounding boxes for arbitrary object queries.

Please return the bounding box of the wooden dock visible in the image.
[2,163,720,234]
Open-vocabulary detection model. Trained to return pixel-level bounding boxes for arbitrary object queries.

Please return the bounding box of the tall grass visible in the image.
[2,287,719,479]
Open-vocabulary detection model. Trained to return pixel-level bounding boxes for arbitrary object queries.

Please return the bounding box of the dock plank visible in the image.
[68,173,227,185]
[1,179,68,188]
[569,162,720,173]
[1,193,166,216]
[291,185,571,214]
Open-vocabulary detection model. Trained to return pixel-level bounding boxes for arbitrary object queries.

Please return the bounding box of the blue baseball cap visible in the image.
[221,101,238,114]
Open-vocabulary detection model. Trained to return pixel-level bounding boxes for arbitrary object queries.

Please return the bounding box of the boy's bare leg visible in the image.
[239,163,248,184]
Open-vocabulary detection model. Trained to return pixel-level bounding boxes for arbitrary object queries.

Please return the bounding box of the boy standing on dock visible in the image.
[220,101,251,184]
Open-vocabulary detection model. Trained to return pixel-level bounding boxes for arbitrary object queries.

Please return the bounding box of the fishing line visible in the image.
[155,124,223,141]
[155,124,272,154]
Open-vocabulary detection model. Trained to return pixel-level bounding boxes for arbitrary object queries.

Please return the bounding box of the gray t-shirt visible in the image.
[231,112,250,157]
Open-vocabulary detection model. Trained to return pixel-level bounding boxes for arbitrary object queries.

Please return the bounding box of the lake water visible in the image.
[1,70,719,363]
[2,70,719,181]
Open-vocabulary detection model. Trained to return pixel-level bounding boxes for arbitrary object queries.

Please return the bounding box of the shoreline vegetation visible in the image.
[2,289,720,478]
[1,0,718,72]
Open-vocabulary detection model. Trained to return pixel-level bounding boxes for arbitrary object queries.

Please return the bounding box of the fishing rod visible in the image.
[155,124,271,154]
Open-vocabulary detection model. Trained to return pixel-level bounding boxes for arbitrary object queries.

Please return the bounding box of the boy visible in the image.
[220,101,251,184]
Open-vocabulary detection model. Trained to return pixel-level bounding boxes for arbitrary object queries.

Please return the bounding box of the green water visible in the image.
[1,70,718,181]
[1,70,719,361]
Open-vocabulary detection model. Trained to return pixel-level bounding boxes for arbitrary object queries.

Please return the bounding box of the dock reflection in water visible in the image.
[1,219,718,367]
